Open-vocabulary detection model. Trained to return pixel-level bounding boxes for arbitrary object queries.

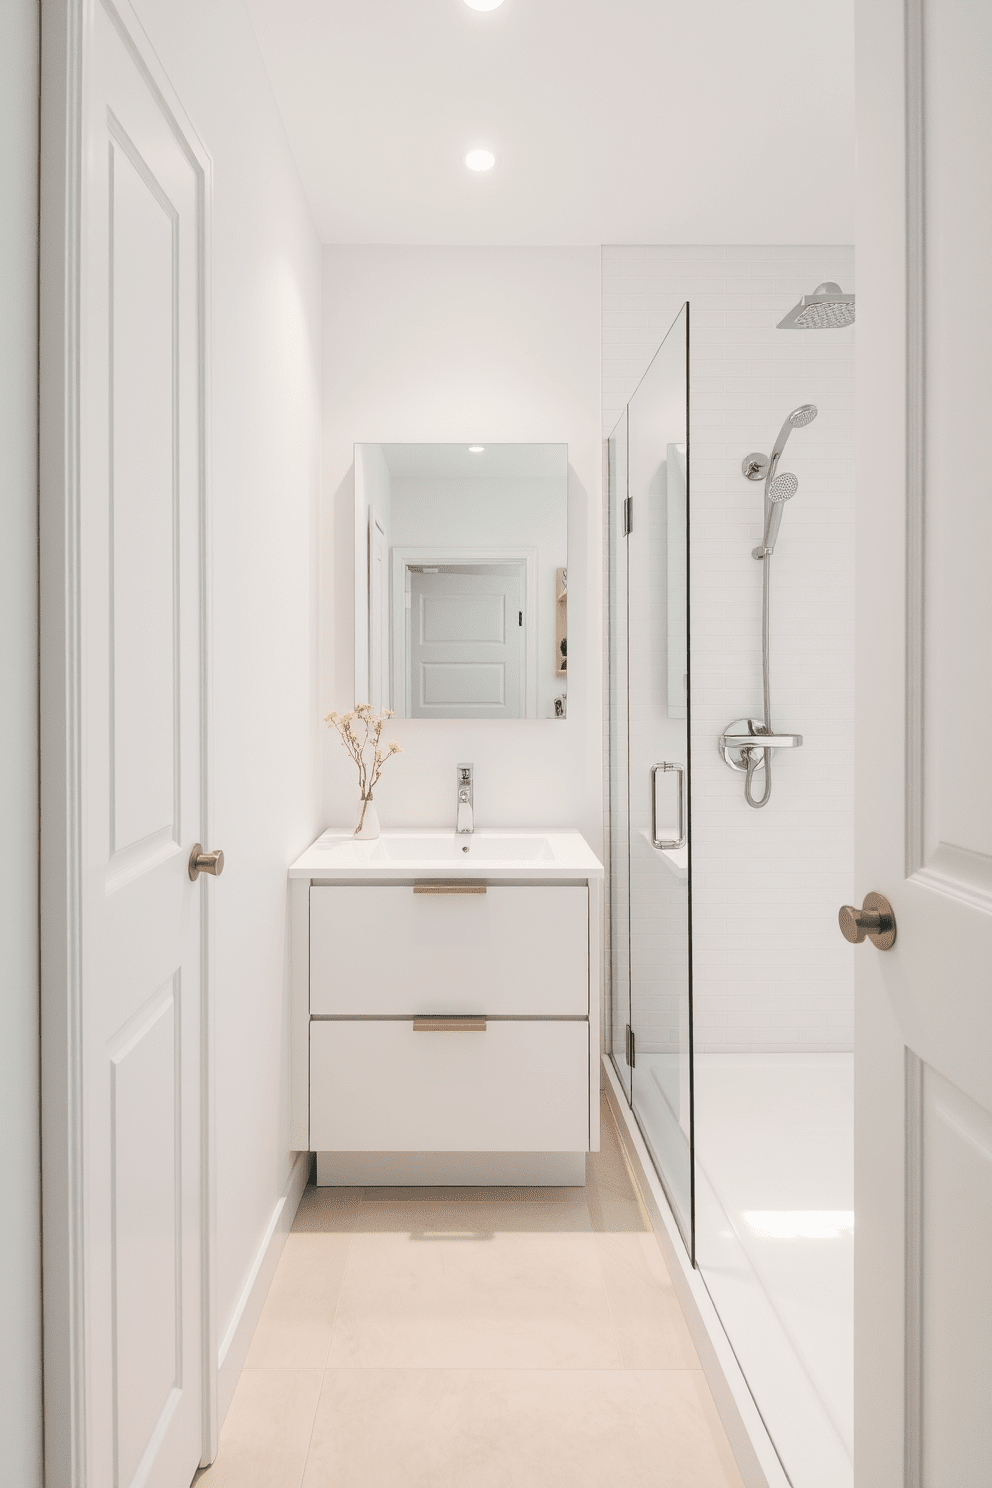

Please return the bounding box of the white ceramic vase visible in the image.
[353,795,380,840]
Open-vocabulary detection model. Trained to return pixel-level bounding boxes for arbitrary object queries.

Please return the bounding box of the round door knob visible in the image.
[189,845,225,881]
[838,892,896,950]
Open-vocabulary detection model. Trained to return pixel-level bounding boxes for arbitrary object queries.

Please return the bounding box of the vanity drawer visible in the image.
[309,884,588,1017]
[309,1018,589,1152]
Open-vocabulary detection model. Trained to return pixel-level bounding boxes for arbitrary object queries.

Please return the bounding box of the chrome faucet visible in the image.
[456,763,474,834]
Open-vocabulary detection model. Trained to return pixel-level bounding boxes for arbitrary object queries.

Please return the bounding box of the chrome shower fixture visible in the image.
[748,404,817,560]
[777,282,855,330]
[724,403,817,809]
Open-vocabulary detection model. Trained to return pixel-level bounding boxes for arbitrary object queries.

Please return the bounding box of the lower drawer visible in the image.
[310,1018,589,1152]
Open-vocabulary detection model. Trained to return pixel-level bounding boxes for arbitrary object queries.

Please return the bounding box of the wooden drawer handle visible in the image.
[412,1017,487,1033]
[413,881,487,895]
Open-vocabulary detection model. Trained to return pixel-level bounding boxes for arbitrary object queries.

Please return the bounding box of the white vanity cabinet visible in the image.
[289,830,603,1186]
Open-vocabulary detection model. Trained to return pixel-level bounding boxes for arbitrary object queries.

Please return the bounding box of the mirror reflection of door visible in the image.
[408,565,525,719]
[354,443,567,719]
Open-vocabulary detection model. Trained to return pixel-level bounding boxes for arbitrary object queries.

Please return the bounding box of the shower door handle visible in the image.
[651,763,687,850]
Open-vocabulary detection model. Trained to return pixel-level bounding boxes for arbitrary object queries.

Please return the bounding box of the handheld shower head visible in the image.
[788,403,818,429]
[768,472,798,502]
[753,404,818,556]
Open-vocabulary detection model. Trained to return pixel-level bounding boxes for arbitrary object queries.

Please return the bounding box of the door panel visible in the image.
[408,570,524,718]
[109,131,179,856]
[607,409,631,1098]
[607,309,692,1250]
[109,978,181,1488]
[914,1060,992,1485]
[626,306,692,1252]
[855,0,992,1481]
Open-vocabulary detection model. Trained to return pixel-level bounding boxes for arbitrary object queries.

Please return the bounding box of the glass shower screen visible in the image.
[608,304,692,1254]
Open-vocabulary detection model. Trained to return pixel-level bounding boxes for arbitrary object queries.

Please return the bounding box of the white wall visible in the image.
[322,247,602,849]
[0,3,42,1481]
[129,0,322,1395]
[604,246,856,1052]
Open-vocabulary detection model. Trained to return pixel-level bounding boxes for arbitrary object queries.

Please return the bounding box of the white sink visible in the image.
[289,828,604,881]
[379,834,554,863]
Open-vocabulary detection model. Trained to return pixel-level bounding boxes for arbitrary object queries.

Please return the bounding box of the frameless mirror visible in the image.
[355,443,568,719]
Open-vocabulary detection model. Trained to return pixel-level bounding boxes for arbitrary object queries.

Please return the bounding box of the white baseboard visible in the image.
[315,1150,586,1186]
[601,1058,790,1488]
[216,1150,311,1428]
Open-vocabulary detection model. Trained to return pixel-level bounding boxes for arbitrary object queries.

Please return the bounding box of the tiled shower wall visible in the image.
[604,246,855,1052]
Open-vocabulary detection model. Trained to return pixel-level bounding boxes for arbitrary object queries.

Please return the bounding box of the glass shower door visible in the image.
[624,305,693,1252]
[607,408,631,1101]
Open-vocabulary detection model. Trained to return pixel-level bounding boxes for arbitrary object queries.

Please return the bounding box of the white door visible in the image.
[43,3,212,1485]
[407,569,524,718]
[856,1,992,1483]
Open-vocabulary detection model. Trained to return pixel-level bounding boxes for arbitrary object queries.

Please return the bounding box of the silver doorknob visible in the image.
[838,892,896,950]
[189,845,225,881]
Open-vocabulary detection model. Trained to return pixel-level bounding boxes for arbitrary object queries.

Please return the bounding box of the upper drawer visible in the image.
[309,883,588,1017]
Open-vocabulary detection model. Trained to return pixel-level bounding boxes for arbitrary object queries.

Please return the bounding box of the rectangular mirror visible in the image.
[355,443,568,719]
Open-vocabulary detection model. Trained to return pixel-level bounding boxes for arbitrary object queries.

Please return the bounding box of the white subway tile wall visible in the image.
[603,246,855,1053]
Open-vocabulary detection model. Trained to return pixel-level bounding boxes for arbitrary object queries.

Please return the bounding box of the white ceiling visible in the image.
[245,0,855,246]
[377,442,567,479]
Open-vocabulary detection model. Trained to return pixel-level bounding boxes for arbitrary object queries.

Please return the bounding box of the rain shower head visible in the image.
[777,283,855,330]
[768,472,798,502]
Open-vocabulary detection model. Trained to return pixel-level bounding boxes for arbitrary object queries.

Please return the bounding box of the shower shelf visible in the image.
[638,828,689,883]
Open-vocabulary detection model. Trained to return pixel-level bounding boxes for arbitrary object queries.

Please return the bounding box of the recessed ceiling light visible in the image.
[465,149,495,172]
[468,445,485,453]
[464,0,505,10]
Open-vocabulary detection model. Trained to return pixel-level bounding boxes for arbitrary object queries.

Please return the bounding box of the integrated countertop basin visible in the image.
[289,828,604,881]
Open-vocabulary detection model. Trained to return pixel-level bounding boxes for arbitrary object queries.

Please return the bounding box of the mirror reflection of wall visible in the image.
[355,443,568,719]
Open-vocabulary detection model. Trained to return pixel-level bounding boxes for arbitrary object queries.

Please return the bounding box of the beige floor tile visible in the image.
[361,1183,586,1204]
[585,1108,652,1234]
[301,1368,743,1488]
[193,1368,322,1488]
[595,1231,700,1369]
[326,1200,620,1369]
[292,1185,362,1234]
[245,1232,355,1369]
[353,1195,592,1234]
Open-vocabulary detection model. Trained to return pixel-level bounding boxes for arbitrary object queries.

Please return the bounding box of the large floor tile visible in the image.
[326,1199,620,1369]
[595,1231,699,1369]
[585,1103,652,1234]
[361,1183,586,1204]
[194,1368,322,1488]
[245,1232,355,1370]
[293,1185,362,1233]
[301,1368,744,1488]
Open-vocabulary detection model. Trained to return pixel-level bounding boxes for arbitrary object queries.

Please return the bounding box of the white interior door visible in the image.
[856,1,992,1483]
[407,569,524,719]
[43,3,211,1484]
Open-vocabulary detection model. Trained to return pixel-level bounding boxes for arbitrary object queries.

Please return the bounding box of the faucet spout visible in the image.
[456,763,474,834]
